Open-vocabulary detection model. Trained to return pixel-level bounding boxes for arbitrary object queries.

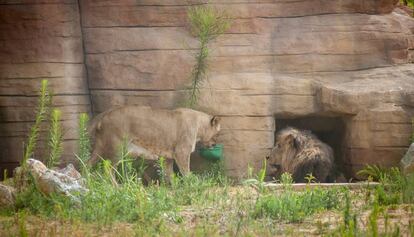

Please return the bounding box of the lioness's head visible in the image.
[199,116,221,146]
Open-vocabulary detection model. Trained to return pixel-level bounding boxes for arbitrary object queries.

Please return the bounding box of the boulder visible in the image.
[0,1,91,179]
[56,163,83,181]
[27,159,87,201]
[401,143,414,174]
[0,183,16,208]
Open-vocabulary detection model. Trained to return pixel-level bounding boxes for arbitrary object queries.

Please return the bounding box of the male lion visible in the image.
[267,127,334,183]
[87,106,221,180]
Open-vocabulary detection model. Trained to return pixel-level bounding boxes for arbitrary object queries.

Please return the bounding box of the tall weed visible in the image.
[47,109,63,168]
[186,6,231,107]
[77,113,91,165]
[76,113,91,178]
[23,79,51,164]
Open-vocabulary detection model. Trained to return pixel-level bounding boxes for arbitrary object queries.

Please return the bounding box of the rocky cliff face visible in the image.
[1,0,413,178]
[0,1,91,178]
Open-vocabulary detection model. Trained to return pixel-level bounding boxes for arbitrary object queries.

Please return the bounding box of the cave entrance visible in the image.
[275,116,347,178]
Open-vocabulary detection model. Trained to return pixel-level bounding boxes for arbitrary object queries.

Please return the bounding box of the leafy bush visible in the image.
[359,165,414,205]
[357,165,389,182]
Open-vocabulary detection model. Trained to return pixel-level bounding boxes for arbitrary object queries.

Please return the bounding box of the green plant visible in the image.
[411,117,414,143]
[23,79,51,165]
[77,113,91,173]
[402,0,414,8]
[402,174,414,203]
[357,165,388,181]
[258,159,267,183]
[186,5,231,107]
[304,173,317,184]
[280,172,294,186]
[368,202,379,237]
[362,165,414,205]
[198,158,229,186]
[17,211,28,237]
[343,191,351,227]
[401,0,414,17]
[156,156,167,185]
[46,109,63,168]
[114,137,142,184]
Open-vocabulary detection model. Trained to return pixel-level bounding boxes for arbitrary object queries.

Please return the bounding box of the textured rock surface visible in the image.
[0,0,91,178]
[27,159,87,200]
[80,0,414,177]
[1,0,414,178]
[0,183,16,208]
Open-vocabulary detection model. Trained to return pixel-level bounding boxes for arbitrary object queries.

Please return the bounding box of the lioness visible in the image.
[88,106,221,180]
[267,127,334,183]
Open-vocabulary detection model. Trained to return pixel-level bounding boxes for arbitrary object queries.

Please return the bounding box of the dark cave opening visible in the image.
[275,116,348,179]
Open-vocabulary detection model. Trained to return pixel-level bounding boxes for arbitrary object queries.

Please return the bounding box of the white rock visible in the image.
[401,143,414,174]
[27,159,88,201]
[0,183,16,208]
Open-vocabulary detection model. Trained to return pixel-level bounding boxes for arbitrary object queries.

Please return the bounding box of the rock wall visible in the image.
[80,0,414,177]
[0,0,91,178]
[1,0,414,178]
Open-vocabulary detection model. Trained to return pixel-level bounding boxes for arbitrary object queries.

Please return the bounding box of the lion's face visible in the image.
[267,127,301,176]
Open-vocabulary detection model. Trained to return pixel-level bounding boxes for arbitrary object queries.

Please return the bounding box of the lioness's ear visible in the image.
[210,116,221,126]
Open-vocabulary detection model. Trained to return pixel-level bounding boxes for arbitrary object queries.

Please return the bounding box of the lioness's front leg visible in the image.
[163,159,174,183]
[174,145,193,176]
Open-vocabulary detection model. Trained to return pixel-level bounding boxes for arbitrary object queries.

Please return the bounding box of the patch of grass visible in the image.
[114,137,141,184]
[328,202,413,237]
[358,164,414,205]
[13,150,231,227]
[253,185,344,222]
